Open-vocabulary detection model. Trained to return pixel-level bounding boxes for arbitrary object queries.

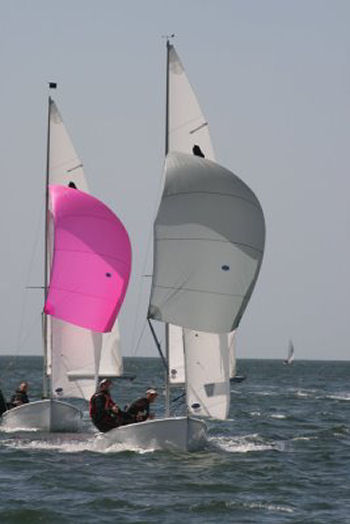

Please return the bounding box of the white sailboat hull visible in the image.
[1,399,82,432]
[96,416,207,452]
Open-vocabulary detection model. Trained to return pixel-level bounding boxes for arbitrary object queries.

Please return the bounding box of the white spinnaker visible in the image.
[47,99,122,400]
[168,44,214,159]
[148,152,266,333]
[184,330,230,420]
[228,331,236,378]
[168,324,185,385]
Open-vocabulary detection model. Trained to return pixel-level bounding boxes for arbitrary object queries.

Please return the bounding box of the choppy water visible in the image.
[1,356,350,523]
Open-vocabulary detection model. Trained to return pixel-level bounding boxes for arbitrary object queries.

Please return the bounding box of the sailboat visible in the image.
[284,340,295,365]
[1,90,132,431]
[99,40,265,451]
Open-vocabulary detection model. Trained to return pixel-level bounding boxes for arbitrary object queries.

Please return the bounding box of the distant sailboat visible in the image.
[1,91,132,431]
[100,40,265,451]
[284,340,295,365]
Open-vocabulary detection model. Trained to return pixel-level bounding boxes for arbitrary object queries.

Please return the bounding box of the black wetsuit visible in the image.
[125,397,150,423]
[89,390,125,433]
[9,390,29,409]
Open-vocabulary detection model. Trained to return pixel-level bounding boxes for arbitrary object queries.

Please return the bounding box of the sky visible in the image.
[0,0,349,360]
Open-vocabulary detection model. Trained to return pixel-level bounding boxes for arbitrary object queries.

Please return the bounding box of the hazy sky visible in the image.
[1,1,349,360]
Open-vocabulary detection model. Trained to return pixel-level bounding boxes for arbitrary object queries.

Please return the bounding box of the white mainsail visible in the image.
[168,45,214,159]
[184,330,230,419]
[48,100,123,400]
[98,328,124,377]
[159,44,261,419]
[168,324,185,385]
[166,45,231,418]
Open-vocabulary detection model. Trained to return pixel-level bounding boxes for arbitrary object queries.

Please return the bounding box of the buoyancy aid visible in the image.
[89,391,116,420]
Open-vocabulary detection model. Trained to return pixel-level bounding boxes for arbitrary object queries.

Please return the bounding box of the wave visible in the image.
[241,501,294,513]
[324,393,350,401]
[0,433,156,455]
[210,434,281,453]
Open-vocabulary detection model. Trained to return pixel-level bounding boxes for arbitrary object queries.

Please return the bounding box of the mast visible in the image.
[165,38,171,157]
[164,38,172,417]
[42,82,57,398]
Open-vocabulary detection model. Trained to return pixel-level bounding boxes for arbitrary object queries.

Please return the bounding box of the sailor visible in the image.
[89,378,125,433]
[125,387,158,423]
[9,382,29,409]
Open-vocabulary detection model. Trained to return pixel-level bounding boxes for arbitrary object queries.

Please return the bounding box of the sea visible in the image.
[0,356,349,524]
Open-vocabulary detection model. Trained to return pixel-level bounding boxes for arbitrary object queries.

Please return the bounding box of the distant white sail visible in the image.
[284,340,295,365]
[184,330,230,420]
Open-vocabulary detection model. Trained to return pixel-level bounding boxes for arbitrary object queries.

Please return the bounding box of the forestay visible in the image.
[148,151,265,333]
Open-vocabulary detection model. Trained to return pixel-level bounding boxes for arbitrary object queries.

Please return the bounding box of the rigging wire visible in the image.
[0,199,45,389]
[130,157,166,357]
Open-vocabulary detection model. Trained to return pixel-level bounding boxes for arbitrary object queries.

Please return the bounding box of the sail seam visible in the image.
[53,248,130,265]
[154,285,246,298]
[155,238,264,254]
[162,192,261,210]
[48,286,118,301]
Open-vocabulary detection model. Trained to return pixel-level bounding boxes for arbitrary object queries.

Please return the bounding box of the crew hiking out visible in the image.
[89,379,126,432]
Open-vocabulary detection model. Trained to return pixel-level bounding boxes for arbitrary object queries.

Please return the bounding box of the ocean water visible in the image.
[0,356,350,523]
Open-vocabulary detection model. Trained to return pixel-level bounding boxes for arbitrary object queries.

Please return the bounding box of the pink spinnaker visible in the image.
[44,185,132,332]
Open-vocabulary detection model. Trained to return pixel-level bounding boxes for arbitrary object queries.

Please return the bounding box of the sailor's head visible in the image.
[146,387,158,402]
[19,382,28,392]
[99,378,112,391]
